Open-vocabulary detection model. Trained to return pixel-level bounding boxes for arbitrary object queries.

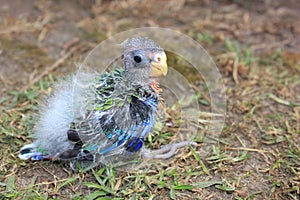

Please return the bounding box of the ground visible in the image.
[0,0,299,199]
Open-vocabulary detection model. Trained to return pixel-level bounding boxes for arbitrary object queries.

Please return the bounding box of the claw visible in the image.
[18,143,51,161]
[141,141,198,159]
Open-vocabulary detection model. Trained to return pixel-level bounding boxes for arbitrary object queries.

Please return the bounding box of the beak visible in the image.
[150,52,168,77]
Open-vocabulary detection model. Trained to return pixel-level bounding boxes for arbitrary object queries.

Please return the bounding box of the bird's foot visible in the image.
[141,141,198,159]
[18,143,50,161]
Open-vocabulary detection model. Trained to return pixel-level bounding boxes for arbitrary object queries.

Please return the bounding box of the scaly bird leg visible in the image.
[141,141,198,159]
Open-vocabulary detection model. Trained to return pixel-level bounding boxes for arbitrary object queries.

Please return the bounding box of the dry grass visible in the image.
[0,0,299,199]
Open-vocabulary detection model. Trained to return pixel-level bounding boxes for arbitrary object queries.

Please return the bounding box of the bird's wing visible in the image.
[62,68,160,162]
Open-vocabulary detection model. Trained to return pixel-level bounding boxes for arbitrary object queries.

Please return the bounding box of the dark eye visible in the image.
[134,55,142,63]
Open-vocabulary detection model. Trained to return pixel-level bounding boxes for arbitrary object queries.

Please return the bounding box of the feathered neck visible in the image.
[124,68,151,85]
[124,74,161,94]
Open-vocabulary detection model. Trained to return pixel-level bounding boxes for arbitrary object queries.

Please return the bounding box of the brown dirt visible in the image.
[0,0,299,199]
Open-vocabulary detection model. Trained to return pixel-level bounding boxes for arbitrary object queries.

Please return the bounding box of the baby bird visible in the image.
[19,37,197,171]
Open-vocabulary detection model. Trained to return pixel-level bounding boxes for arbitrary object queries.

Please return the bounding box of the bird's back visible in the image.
[64,68,161,165]
[19,68,161,170]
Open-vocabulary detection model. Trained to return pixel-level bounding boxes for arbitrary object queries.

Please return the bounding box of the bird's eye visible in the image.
[134,55,142,63]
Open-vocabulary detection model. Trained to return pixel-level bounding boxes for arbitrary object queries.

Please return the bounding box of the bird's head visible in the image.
[122,37,168,83]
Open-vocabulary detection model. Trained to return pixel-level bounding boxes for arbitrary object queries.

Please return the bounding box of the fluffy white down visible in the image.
[34,78,76,157]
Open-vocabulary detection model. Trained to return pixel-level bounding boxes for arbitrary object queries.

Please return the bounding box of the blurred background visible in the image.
[0,0,299,199]
[0,0,299,90]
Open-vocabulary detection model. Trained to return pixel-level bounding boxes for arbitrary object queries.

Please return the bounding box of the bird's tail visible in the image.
[18,143,49,161]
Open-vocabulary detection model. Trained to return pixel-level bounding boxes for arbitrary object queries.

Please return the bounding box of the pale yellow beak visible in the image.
[150,52,168,77]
